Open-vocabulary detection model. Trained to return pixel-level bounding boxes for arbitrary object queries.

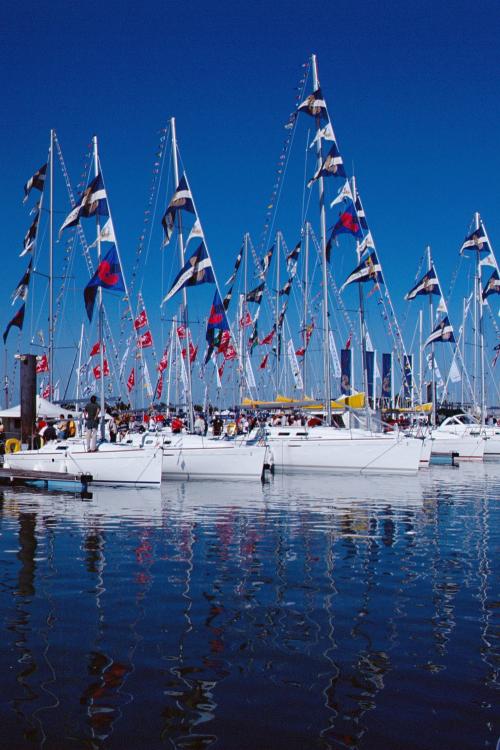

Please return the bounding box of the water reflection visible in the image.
[0,464,498,749]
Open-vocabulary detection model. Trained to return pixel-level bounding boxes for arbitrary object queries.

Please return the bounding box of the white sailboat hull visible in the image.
[140,433,268,480]
[266,427,422,475]
[429,432,485,461]
[3,442,163,485]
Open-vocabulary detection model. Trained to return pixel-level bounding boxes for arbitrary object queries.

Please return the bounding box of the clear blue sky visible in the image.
[1,0,499,404]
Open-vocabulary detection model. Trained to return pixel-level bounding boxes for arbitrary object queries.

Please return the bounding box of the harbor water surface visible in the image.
[0,463,498,749]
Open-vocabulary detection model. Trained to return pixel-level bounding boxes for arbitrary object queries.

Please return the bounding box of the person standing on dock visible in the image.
[84,396,100,452]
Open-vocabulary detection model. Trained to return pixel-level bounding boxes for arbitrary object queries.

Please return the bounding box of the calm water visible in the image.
[0,464,498,750]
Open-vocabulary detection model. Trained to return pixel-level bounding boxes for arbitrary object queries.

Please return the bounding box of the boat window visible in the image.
[278,431,290,436]
[296,432,308,436]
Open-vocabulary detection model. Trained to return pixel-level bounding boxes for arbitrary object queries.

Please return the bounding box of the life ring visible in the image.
[226,422,236,436]
[5,438,21,453]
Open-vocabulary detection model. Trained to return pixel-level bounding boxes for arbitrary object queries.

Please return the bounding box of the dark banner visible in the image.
[340,348,352,395]
[365,350,374,403]
[403,353,413,402]
[381,352,392,401]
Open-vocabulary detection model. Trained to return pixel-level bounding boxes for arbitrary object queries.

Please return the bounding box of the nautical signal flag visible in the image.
[482,269,500,300]
[245,282,265,304]
[162,242,215,304]
[134,309,148,330]
[93,360,110,379]
[20,210,40,257]
[286,241,301,272]
[12,259,33,305]
[226,244,243,286]
[260,326,275,346]
[127,367,135,392]
[340,251,383,291]
[405,267,441,300]
[59,173,108,237]
[307,141,346,187]
[206,289,229,346]
[161,175,195,246]
[182,342,198,363]
[155,375,163,400]
[23,163,47,203]
[424,316,455,347]
[258,245,274,279]
[137,330,153,349]
[158,349,168,373]
[259,353,269,369]
[89,341,104,357]
[460,225,491,255]
[329,202,363,243]
[36,354,49,373]
[298,88,328,120]
[3,303,25,344]
[83,244,125,322]
[177,325,186,339]
[239,310,253,328]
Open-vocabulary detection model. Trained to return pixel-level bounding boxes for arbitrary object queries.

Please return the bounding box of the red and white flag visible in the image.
[177,325,186,339]
[259,353,269,369]
[239,310,252,328]
[127,367,135,393]
[42,383,51,399]
[217,330,231,355]
[134,309,148,330]
[218,360,226,379]
[93,359,110,379]
[89,341,104,357]
[137,330,153,349]
[260,328,275,346]
[345,332,352,350]
[182,342,198,363]
[158,348,168,373]
[36,354,49,373]
[155,375,163,400]
[224,344,237,361]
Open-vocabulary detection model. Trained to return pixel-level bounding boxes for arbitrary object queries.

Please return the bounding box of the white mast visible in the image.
[275,231,280,395]
[311,54,331,424]
[427,245,436,426]
[170,117,194,430]
[48,129,54,398]
[93,136,106,440]
[302,222,309,399]
[75,322,84,405]
[475,212,486,425]
[418,308,423,404]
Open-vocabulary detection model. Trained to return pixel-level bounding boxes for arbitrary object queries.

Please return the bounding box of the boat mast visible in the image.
[75,322,84,406]
[418,308,423,404]
[311,54,331,425]
[302,222,309,399]
[475,212,486,425]
[48,129,54,398]
[170,117,194,431]
[275,231,280,396]
[93,136,106,440]
[352,176,371,426]
[427,245,436,427]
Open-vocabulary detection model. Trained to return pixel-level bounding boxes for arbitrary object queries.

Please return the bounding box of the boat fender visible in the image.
[226,422,236,436]
[5,438,21,453]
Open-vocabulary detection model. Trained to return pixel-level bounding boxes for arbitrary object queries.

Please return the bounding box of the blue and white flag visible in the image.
[258,244,275,279]
[330,180,354,207]
[12,259,33,304]
[298,88,328,120]
[424,316,455,347]
[59,173,108,236]
[162,242,215,304]
[354,193,368,232]
[20,209,40,257]
[307,141,345,187]
[340,251,383,291]
[286,240,301,272]
[405,267,441,300]
[161,175,195,246]
[482,269,500,300]
[329,201,364,243]
[460,226,491,255]
[23,163,47,203]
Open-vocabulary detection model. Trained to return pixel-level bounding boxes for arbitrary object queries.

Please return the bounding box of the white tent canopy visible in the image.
[0,396,80,420]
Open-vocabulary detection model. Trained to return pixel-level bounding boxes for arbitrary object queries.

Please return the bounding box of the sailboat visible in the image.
[432,215,500,458]
[263,54,423,475]
[404,245,486,461]
[140,117,268,480]
[3,135,163,485]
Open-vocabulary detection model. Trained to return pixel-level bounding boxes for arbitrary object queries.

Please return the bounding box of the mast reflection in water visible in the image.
[0,464,498,749]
